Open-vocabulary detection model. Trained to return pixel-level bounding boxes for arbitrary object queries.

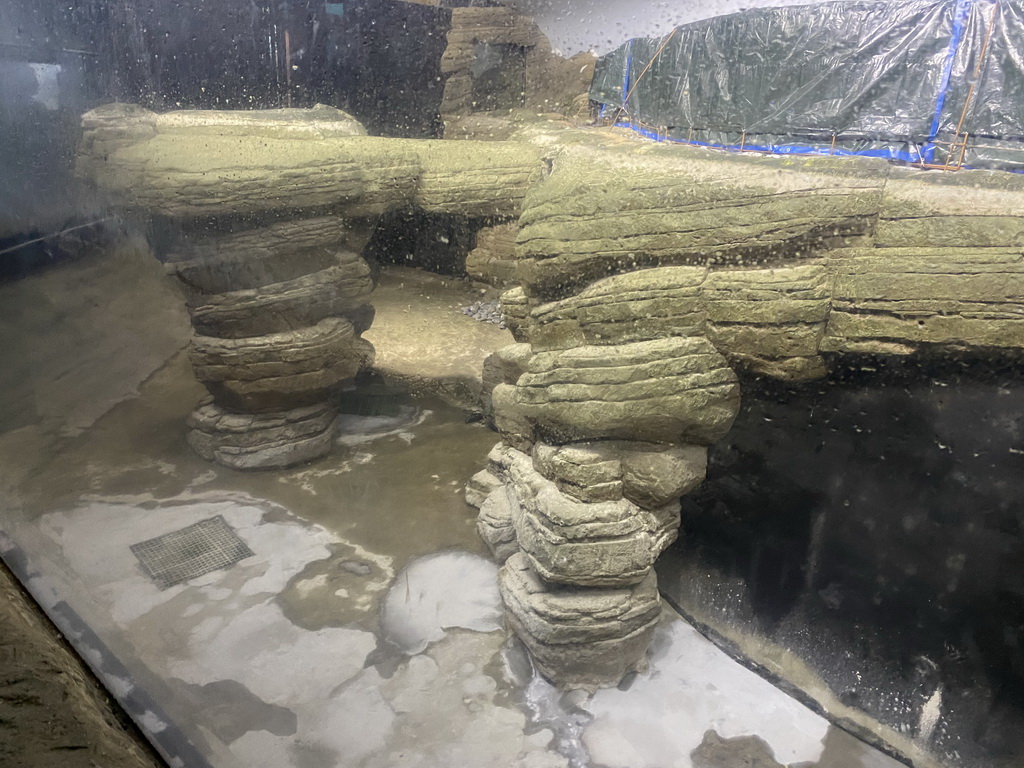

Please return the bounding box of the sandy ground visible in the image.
[365,266,512,408]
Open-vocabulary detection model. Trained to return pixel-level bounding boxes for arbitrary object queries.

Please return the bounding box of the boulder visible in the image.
[477,488,520,564]
[189,318,372,412]
[509,337,740,446]
[466,468,504,509]
[532,440,707,509]
[499,553,662,690]
[504,448,680,588]
[619,443,708,509]
[186,398,336,470]
[465,442,515,508]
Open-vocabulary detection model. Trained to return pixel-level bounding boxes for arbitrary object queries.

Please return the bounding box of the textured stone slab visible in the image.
[499,287,532,343]
[413,140,544,218]
[879,167,1024,247]
[703,261,832,381]
[515,145,883,299]
[169,217,376,293]
[78,103,419,217]
[466,442,515,508]
[466,223,520,286]
[186,398,336,470]
[515,262,832,380]
[499,553,661,690]
[504,448,679,588]
[526,266,707,351]
[189,318,372,411]
[78,104,544,220]
[466,468,504,509]
[482,343,533,391]
[823,247,1024,354]
[481,343,533,424]
[172,244,343,295]
[187,253,374,338]
[531,442,623,503]
[532,440,707,509]
[477,488,519,564]
[491,383,536,452]
[510,337,741,446]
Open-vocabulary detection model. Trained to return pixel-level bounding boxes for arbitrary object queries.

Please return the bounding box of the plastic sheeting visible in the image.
[591,0,1024,171]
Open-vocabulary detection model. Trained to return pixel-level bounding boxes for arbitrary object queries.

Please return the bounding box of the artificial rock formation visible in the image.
[466,123,1024,690]
[77,99,1024,688]
[499,552,662,690]
[466,222,519,287]
[104,108,379,469]
[437,6,594,122]
[76,103,545,469]
[188,317,373,413]
[187,399,338,471]
[472,338,739,688]
[76,102,543,469]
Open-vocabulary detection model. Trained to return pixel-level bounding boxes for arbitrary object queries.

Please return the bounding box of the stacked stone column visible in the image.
[77,102,544,470]
[468,291,741,689]
[175,216,377,469]
[75,103,388,469]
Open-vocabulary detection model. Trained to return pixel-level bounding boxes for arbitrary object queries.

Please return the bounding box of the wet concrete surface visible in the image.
[0,243,909,768]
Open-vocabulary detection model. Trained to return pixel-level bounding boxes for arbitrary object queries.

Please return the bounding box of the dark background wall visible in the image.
[0,1,102,236]
[658,355,1024,768]
[0,0,453,242]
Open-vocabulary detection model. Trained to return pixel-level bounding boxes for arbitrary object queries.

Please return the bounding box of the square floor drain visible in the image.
[130,516,254,590]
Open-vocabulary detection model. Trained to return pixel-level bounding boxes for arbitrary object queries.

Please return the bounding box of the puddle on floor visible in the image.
[7,352,496,571]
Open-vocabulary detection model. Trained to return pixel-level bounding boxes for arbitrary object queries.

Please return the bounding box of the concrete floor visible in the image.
[0,240,907,768]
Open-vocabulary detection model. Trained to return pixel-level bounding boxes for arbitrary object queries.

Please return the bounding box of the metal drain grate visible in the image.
[130,516,254,590]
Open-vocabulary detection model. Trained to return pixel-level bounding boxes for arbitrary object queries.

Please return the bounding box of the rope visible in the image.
[945,0,1001,170]
[606,29,679,127]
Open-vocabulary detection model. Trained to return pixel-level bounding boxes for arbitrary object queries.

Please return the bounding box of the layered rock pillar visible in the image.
[467,129,1024,689]
[76,102,543,469]
[77,105,384,469]
[468,312,741,689]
